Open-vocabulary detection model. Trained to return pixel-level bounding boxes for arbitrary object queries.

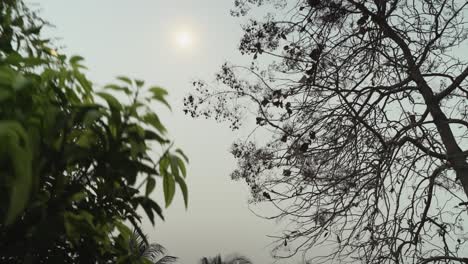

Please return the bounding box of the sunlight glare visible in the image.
[176,31,193,49]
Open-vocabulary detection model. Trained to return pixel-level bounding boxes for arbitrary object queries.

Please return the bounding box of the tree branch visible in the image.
[436,66,468,101]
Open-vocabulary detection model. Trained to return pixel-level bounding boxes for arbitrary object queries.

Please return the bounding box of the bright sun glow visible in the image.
[175,31,193,49]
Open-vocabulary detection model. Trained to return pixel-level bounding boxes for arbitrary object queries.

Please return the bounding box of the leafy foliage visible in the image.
[186,0,468,263]
[199,254,253,264]
[128,230,178,264]
[0,1,188,263]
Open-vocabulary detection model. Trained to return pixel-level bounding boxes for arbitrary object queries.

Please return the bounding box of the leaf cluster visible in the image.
[0,1,189,263]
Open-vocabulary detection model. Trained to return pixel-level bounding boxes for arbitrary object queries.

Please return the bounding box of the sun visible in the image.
[175,31,193,49]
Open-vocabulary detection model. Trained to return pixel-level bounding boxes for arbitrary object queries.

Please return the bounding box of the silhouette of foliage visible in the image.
[129,229,178,264]
[0,1,188,263]
[199,254,253,264]
[186,0,468,263]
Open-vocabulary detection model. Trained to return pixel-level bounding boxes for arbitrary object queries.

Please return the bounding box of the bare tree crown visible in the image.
[185,1,468,263]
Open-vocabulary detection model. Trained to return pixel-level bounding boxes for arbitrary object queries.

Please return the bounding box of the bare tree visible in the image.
[185,0,468,263]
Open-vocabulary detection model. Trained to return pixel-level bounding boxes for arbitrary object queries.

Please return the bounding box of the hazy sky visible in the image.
[37,1,290,263]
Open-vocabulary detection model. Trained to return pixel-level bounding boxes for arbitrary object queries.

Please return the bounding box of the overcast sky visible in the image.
[37,1,296,263]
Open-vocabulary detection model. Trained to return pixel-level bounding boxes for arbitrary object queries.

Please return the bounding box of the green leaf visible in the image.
[175,148,189,162]
[176,156,187,177]
[132,197,163,223]
[25,25,42,35]
[134,160,158,175]
[10,55,45,67]
[143,113,166,133]
[170,154,180,179]
[63,210,95,243]
[115,221,132,239]
[96,92,122,111]
[144,130,168,143]
[149,86,171,109]
[96,92,122,125]
[104,84,131,95]
[5,53,23,65]
[0,66,15,85]
[117,76,132,85]
[159,155,169,172]
[135,79,145,87]
[147,199,164,221]
[175,176,188,208]
[75,73,92,92]
[11,17,24,27]
[142,259,153,264]
[140,198,155,225]
[149,86,168,97]
[69,191,87,202]
[69,55,84,65]
[78,211,95,226]
[129,139,146,158]
[162,170,176,208]
[0,121,33,225]
[83,109,103,126]
[145,177,156,196]
[76,130,96,148]
[12,74,32,91]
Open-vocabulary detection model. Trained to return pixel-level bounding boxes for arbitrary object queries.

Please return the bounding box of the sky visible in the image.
[37,1,290,263]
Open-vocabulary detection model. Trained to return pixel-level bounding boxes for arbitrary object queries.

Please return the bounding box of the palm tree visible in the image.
[129,230,177,264]
[199,254,253,264]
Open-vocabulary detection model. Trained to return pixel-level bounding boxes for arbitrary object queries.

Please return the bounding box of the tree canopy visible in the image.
[0,1,188,263]
[185,0,468,263]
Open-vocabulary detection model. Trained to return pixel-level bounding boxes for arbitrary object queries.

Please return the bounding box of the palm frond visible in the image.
[199,254,253,264]
[228,256,253,264]
[142,243,167,262]
[154,255,178,264]
[129,229,149,257]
